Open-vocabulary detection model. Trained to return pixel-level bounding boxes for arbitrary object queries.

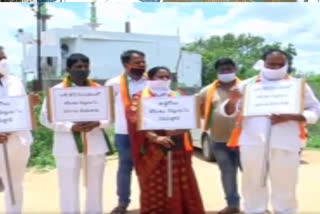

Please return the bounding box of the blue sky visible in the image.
[50,2,230,21]
[1,2,320,78]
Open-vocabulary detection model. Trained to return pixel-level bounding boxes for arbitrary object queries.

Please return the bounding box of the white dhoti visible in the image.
[55,154,106,214]
[240,146,299,214]
[0,141,30,214]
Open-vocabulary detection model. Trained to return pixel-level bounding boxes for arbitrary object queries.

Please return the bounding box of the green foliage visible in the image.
[305,75,320,99]
[307,136,320,149]
[183,33,297,85]
[305,75,320,148]
[28,93,55,169]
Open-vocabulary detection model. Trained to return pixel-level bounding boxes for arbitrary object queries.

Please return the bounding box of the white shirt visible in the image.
[40,82,111,156]
[105,75,147,134]
[297,0,318,2]
[221,76,320,152]
[0,75,33,146]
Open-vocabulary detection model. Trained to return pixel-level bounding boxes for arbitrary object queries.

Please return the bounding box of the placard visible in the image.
[0,96,33,132]
[138,96,200,130]
[243,79,304,117]
[48,86,113,123]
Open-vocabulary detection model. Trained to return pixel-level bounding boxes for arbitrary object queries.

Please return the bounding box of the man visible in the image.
[223,49,320,214]
[0,46,34,214]
[198,58,241,214]
[40,53,110,214]
[105,50,147,214]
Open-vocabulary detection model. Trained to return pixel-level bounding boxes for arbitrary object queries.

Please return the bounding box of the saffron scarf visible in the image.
[203,78,241,131]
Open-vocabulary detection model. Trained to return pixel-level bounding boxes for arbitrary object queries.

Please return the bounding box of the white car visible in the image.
[191,120,216,162]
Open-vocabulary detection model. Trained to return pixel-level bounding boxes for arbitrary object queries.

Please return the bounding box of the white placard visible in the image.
[138,96,200,130]
[0,96,32,132]
[243,79,304,117]
[48,86,113,122]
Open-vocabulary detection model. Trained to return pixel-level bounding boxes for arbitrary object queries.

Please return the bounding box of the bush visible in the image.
[28,95,55,169]
[305,75,320,149]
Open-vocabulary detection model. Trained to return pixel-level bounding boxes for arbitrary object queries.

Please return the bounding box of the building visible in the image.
[24,24,202,88]
[23,2,202,88]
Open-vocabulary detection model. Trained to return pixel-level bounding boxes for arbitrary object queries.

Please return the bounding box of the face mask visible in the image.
[146,80,171,95]
[130,67,145,78]
[218,73,236,83]
[69,69,90,83]
[0,59,10,76]
[261,64,288,80]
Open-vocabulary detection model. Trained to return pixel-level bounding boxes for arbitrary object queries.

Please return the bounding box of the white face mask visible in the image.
[261,64,288,80]
[146,80,171,96]
[218,73,236,83]
[0,59,10,76]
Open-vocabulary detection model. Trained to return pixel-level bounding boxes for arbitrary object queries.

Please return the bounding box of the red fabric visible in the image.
[125,93,205,214]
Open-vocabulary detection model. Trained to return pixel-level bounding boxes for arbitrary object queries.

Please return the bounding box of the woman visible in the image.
[126,66,205,214]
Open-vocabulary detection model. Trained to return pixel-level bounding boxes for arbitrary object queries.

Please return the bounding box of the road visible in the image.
[1,150,320,214]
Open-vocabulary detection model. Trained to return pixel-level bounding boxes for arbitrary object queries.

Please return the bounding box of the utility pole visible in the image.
[30,3,51,90]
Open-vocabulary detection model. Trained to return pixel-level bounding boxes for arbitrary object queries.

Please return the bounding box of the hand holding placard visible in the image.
[48,86,113,123]
[0,96,33,132]
[138,96,200,130]
[71,122,100,133]
[0,133,9,143]
[243,79,304,116]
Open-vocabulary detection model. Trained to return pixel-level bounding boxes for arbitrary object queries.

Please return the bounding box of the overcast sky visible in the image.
[0,2,319,78]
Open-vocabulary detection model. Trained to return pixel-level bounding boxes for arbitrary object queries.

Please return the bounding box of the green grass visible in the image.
[306,126,320,149]
[304,76,320,149]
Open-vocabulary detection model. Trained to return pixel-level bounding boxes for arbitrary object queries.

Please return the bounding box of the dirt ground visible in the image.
[1,150,320,214]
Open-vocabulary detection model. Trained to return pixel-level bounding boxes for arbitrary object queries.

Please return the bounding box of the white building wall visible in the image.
[24,27,200,86]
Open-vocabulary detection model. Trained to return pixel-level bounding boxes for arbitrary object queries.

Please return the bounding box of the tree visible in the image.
[183,33,297,85]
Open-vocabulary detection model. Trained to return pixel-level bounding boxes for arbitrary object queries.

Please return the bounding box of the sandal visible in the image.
[110,206,127,214]
[0,178,4,192]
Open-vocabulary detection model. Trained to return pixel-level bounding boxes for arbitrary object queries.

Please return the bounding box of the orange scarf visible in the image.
[227,75,308,148]
[63,76,100,88]
[141,87,194,152]
[203,78,241,131]
[120,73,132,110]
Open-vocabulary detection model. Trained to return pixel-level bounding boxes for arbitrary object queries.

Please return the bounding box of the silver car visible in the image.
[191,122,216,162]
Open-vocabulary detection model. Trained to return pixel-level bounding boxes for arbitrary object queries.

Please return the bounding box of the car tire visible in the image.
[201,134,216,162]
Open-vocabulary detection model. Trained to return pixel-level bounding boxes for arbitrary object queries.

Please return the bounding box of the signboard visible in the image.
[243,79,304,117]
[138,96,200,130]
[48,86,114,123]
[0,96,33,132]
